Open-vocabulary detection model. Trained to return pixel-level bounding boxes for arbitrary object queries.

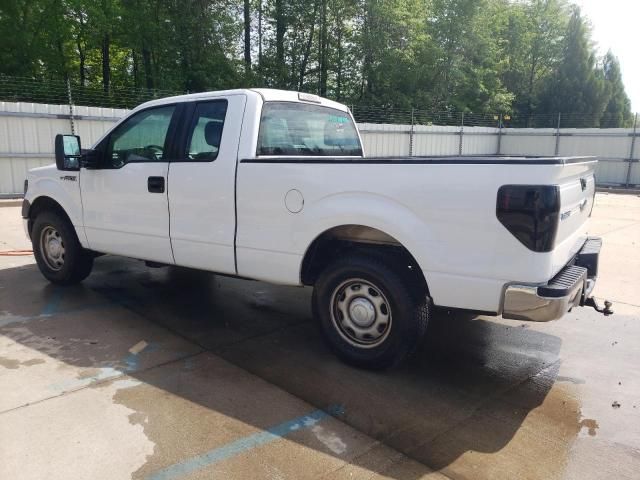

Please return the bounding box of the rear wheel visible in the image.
[313,253,430,369]
[32,211,93,285]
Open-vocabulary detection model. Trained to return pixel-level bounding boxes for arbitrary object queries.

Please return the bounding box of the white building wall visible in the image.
[0,101,637,194]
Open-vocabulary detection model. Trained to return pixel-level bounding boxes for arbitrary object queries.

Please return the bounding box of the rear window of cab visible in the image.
[257,102,362,156]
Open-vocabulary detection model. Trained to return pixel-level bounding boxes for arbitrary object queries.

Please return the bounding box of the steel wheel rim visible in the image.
[40,226,65,271]
[330,278,392,348]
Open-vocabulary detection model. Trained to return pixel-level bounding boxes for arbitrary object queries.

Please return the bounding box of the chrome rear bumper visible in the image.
[502,237,601,322]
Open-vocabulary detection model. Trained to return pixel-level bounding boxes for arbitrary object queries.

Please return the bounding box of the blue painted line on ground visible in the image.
[47,342,159,393]
[0,302,119,329]
[41,287,64,316]
[57,302,115,315]
[146,404,345,480]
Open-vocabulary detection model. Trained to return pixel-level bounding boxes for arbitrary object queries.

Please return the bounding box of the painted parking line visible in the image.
[1,280,148,329]
[0,284,122,328]
[48,342,159,393]
[0,301,116,328]
[146,404,345,480]
[41,287,64,316]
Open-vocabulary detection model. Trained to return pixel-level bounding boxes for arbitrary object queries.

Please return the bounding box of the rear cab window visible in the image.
[184,100,228,162]
[257,102,362,156]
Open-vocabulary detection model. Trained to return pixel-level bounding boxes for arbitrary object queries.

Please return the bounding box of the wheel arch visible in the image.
[300,224,430,297]
[27,196,74,238]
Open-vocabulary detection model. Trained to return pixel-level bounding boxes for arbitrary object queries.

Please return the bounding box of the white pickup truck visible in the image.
[22,89,607,368]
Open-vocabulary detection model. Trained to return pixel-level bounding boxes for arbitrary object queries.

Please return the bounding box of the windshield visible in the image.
[257,102,362,156]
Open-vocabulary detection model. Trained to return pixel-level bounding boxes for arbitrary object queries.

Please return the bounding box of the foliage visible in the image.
[600,51,633,128]
[0,0,634,125]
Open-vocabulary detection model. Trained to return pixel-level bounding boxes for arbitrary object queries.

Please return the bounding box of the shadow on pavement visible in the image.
[0,256,568,479]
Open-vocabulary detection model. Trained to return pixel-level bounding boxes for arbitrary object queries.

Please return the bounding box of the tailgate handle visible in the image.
[579,198,587,211]
[147,176,165,193]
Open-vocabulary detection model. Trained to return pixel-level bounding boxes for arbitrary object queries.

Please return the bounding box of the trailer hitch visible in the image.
[584,297,614,316]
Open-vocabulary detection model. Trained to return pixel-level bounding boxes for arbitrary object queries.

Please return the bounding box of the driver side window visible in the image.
[106,105,175,168]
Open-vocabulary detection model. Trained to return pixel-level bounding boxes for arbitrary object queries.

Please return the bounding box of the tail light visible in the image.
[496,185,560,252]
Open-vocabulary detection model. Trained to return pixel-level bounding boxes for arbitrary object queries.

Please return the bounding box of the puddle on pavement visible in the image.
[0,356,20,369]
[0,356,45,369]
[100,345,597,480]
[5,260,631,479]
[578,418,599,436]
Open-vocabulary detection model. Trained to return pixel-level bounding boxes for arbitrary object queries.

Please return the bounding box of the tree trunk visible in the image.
[336,21,343,100]
[56,38,67,81]
[362,1,373,97]
[243,0,251,75]
[298,1,319,91]
[79,50,86,86]
[319,0,328,96]
[258,0,263,71]
[102,33,110,93]
[132,49,139,88]
[142,46,153,89]
[76,34,86,86]
[75,12,86,86]
[275,0,286,86]
[526,56,538,127]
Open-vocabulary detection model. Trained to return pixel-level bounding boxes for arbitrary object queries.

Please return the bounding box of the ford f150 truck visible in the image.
[22,89,606,368]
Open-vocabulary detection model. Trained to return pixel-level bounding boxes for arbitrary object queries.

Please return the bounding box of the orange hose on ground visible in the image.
[0,250,33,256]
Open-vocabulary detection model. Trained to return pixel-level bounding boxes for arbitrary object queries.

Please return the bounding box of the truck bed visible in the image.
[236,154,597,312]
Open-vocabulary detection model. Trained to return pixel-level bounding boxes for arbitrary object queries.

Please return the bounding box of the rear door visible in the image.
[81,104,180,263]
[168,94,246,274]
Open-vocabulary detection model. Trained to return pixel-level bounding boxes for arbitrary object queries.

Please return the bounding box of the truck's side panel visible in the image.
[235,160,596,312]
[25,169,89,248]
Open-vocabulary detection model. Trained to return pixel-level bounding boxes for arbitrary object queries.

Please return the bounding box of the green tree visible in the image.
[500,0,568,120]
[600,51,633,127]
[538,6,607,126]
[0,0,634,125]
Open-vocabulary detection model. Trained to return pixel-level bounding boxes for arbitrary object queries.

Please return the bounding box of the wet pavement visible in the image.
[1,193,639,480]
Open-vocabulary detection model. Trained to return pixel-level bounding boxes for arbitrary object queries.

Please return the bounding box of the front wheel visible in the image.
[313,253,430,369]
[32,211,94,285]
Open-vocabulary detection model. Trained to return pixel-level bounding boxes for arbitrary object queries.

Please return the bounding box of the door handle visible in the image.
[147,176,165,193]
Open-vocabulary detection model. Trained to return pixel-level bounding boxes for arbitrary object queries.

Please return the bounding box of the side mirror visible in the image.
[55,134,81,171]
[80,149,101,169]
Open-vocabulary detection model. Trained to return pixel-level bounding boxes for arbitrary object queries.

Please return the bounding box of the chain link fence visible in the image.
[350,105,636,129]
[1,75,636,129]
[0,75,181,110]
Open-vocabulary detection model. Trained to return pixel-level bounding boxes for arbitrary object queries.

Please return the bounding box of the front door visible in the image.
[80,104,177,263]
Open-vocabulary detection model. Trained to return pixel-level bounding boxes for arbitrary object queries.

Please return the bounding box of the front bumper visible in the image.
[23,218,31,241]
[22,199,31,240]
[502,237,601,322]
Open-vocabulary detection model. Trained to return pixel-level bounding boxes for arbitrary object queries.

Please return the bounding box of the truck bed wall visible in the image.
[236,158,595,312]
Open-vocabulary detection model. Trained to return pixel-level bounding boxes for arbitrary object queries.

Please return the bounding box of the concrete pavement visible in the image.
[1,193,638,479]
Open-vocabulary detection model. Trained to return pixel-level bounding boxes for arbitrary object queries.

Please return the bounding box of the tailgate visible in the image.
[556,163,596,245]
[550,159,597,276]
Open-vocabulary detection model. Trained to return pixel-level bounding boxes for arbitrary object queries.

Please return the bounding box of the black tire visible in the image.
[32,211,94,285]
[313,253,430,369]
